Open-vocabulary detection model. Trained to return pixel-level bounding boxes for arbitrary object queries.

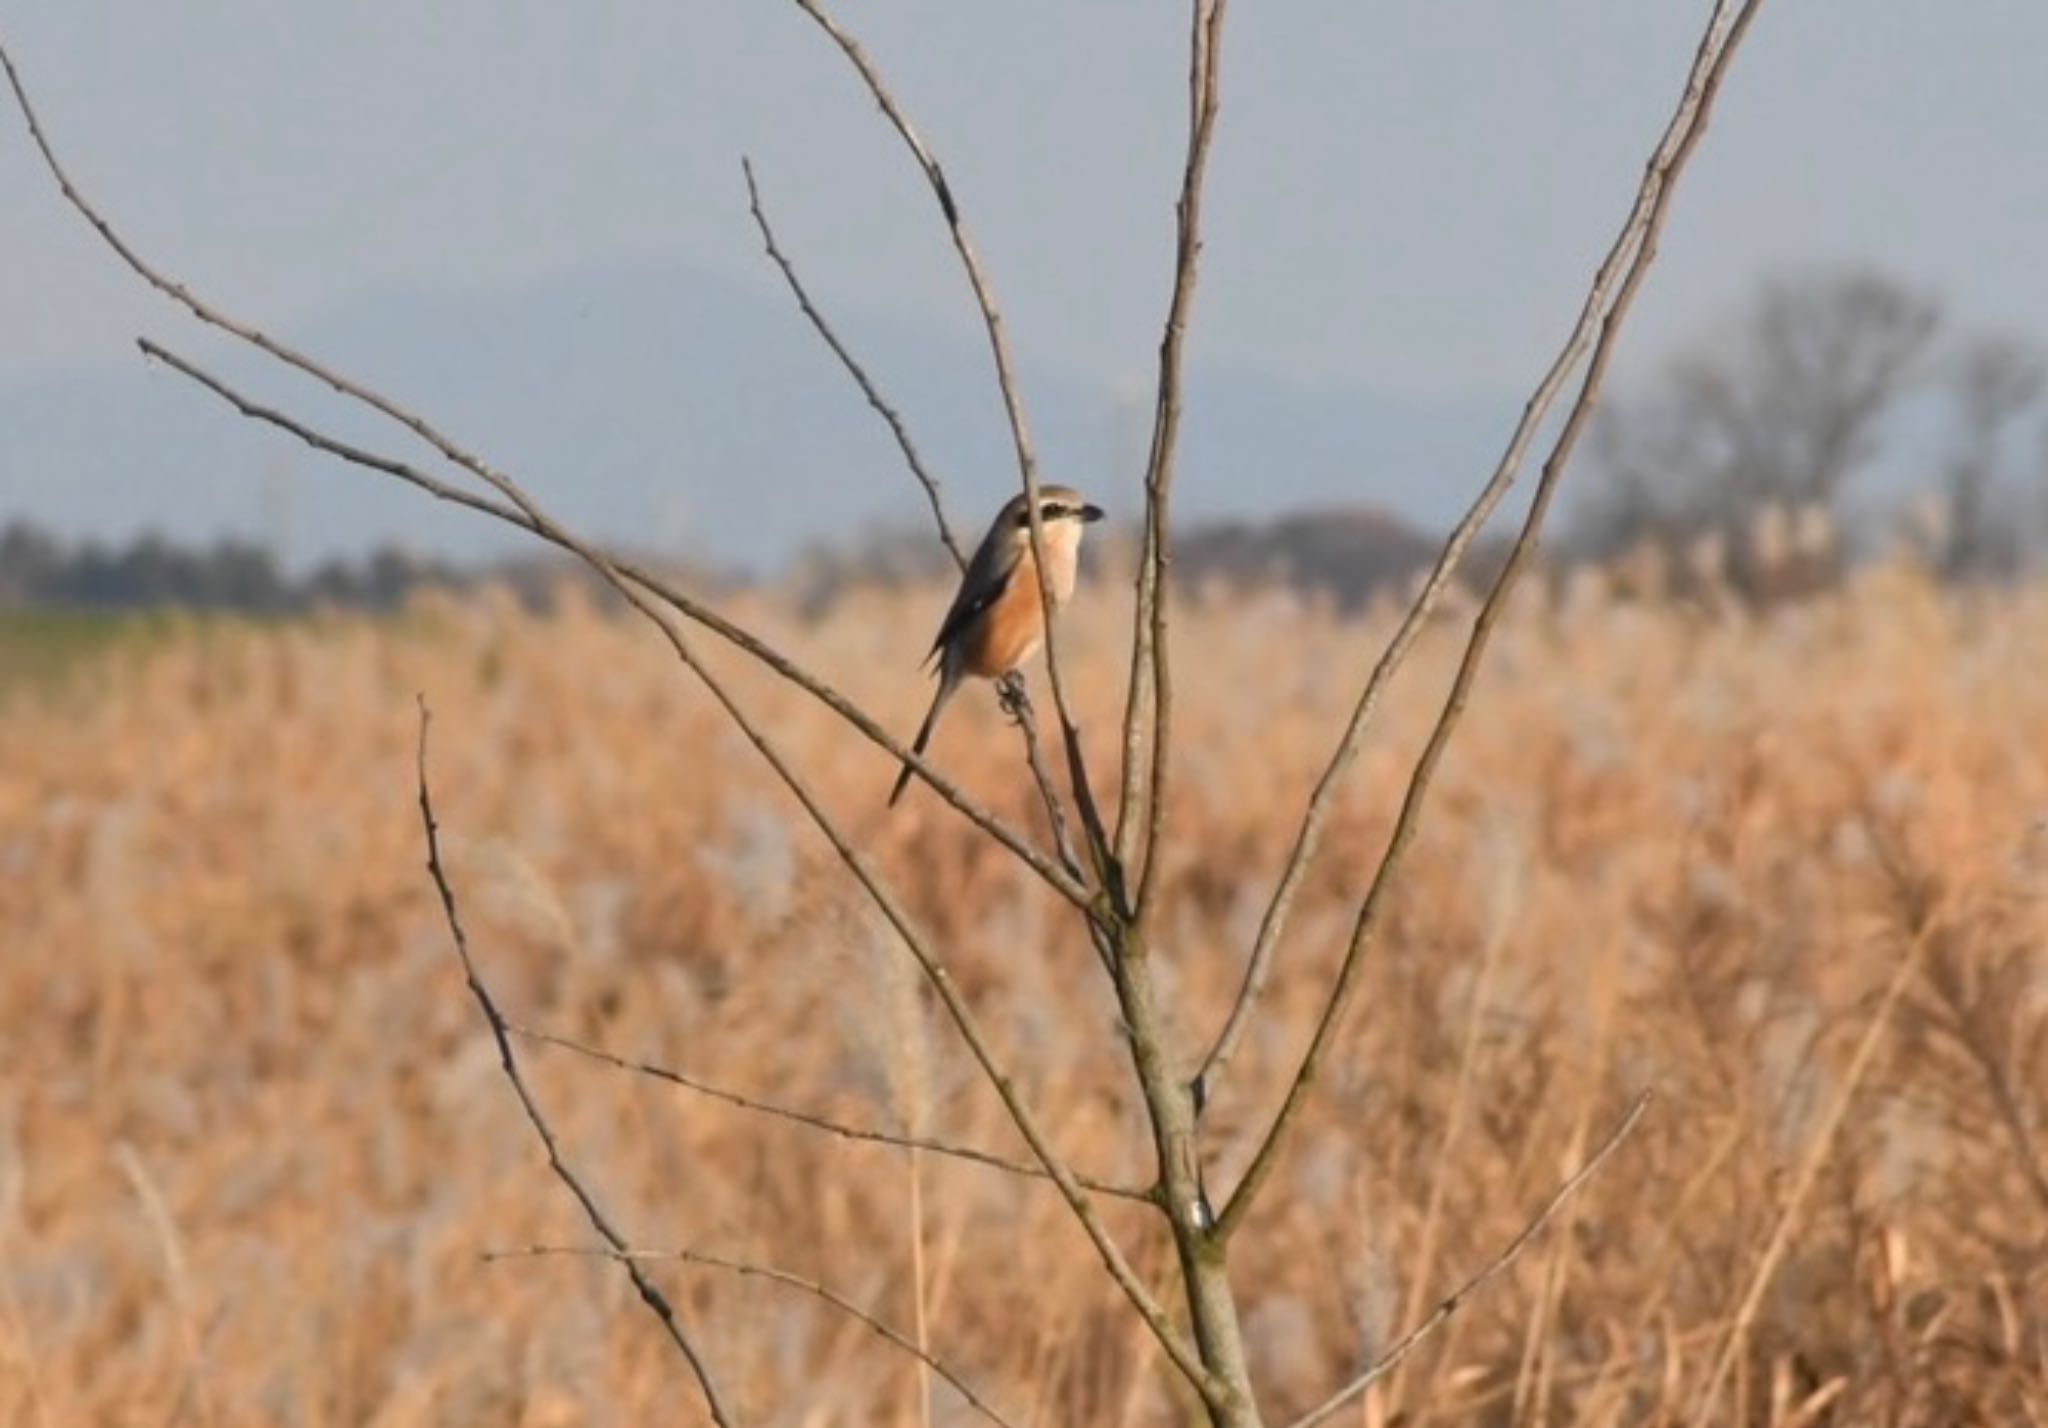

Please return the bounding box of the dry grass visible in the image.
[1,560,2044,1427]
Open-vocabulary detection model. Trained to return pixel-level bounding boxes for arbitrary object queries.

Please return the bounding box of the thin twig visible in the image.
[125,339,1097,916]
[2,82,1192,1378]
[1001,684,1125,984]
[1123,0,1229,928]
[783,5,1255,1409]
[997,673,1087,886]
[1283,1091,1654,1428]
[0,36,1098,915]
[415,703,735,1426]
[1216,0,1768,1236]
[741,157,1089,884]
[20,79,1201,1359]
[512,1021,1151,1204]
[486,1243,1020,1428]
[1195,0,1765,1112]
[787,0,1114,877]
[741,156,966,572]
[1191,0,1765,1110]
[141,339,1212,1403]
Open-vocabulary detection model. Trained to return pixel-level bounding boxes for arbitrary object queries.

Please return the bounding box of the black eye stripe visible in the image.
[1013,501,1074,527]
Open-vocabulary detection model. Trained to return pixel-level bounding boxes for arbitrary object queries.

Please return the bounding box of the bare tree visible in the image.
[1934,334,2046,580]
[1,3,1769,1423]
[1580,269,1940,593]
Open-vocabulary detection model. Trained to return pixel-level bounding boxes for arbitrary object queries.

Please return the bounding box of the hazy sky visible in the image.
[5,2,2046,559]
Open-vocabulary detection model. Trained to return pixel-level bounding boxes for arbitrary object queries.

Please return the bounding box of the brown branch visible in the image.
[3,40,1194,1357]
[0,34,1109,916]
[21,158,1201,1385]
[1122,0,1229,928]
[741,155,967,573]
[132,337,1211,1400]
[1283,1092,1654,1428]
[997,676,1128,986]
[787,0,1115,880]
[738,153,1088,880]
[127,339,1097,916]
[1216,0,1768,1236]
[775,6,1257,1415]
[486,1243,1019,1428]
[415,703,735,1426]
[996,672,1089,887]
[1194,0,1768,1123]
[512,1021,1152,1205]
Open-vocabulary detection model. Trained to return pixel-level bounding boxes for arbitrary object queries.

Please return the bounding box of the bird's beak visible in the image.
[1081,503,1106,524]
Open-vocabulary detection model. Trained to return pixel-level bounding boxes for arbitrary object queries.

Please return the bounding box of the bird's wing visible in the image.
[925,542,1021,669]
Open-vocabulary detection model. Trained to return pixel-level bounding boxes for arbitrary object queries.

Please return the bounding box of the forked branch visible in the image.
[786,0,1113,876]
[1196,0,1768,1124]
[741,155,966,573]
[136,340,1216,1403]
[415,703,734,1427]
[1216,0,1767,1235]
[6,6,1780,1421]
[487,1243,1020,1428]
[0,36,1094,916]
[0,52,1207,1381]
[513,1020,1151,1204]
[739,155,1086,884]
[126,339,1094,914]
[997,672,1091,887]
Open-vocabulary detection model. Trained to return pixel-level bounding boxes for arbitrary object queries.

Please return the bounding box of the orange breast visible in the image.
[959,552,1048,678]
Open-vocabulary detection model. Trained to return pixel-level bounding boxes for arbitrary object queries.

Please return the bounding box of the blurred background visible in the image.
[3,6,2046,1427]
[4,1,2047,589]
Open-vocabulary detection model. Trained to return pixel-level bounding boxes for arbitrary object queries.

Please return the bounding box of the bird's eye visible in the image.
[1014,501,1073,528]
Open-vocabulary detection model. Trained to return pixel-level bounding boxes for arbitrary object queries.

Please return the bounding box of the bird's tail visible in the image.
[888,676,957,807]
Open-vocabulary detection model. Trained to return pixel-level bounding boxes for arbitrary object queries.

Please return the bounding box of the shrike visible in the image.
[888,486,1105,805]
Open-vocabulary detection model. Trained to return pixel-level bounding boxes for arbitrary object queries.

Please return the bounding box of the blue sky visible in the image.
[4,2,2045,564]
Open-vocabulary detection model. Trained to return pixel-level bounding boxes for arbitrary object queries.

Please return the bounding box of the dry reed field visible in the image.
[3,560,2045,1427]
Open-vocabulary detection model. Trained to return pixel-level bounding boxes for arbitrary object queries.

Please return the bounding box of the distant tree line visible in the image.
[787,505,1504,618]
[11,268,2042,618]
[0,521,547,613]
[0,506,1506,619]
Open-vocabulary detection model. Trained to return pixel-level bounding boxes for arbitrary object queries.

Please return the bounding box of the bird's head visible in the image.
[994,485,1105,554]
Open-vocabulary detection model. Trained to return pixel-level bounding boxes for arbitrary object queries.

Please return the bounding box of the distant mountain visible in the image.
[0,259,1517,573]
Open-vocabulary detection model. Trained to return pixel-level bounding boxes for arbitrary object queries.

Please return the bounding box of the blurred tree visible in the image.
[1575,268,2048,597]
[1934,334,2045,581]
[1577,270,1945,596]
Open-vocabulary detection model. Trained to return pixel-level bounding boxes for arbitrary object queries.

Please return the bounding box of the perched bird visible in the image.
[888,485,1105,805]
